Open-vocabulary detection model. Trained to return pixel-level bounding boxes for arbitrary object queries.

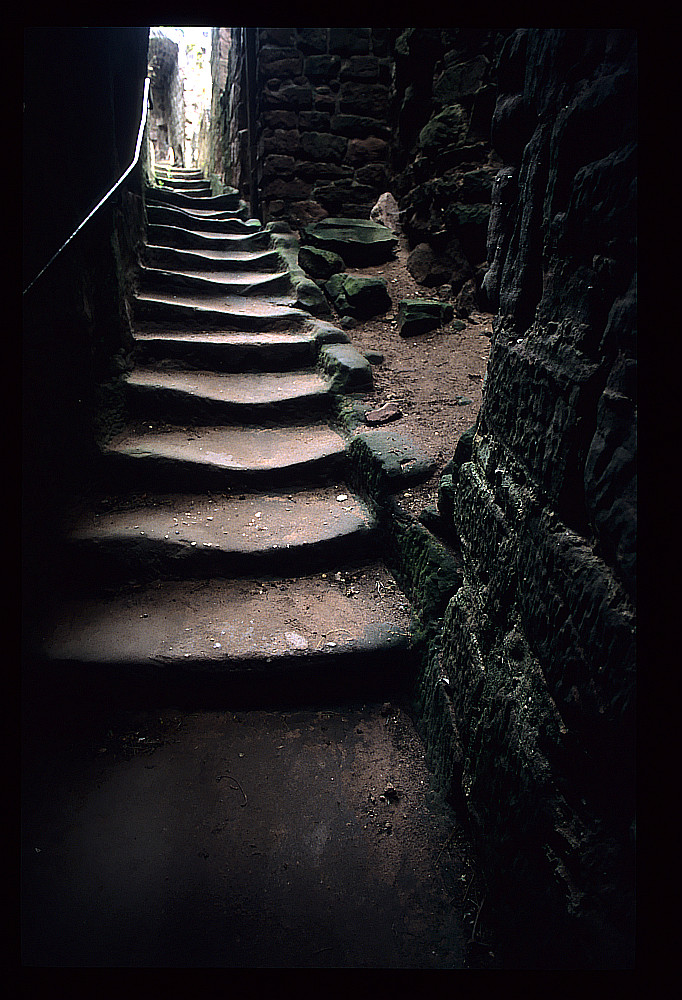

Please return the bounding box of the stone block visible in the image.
[339,82,390,118]
[340,55,380,81]
[329,27,371,56]
[301,216,398,265]
[304,54,341,80]
[299,131,348,164]
[298,245,345,280]
[433,55,490,102]
[331,114,391,139]
[259,45,304,80]
[262,110,298,130]
[319,342,373,392]
[295,161,354,182]
[262,129,301,156]
[418,104,469,155]
[345,136,389,165]
[355,163,389,189]
[298,28,328,54]
[397,299,454,336]
[298,110,331,132]
[261,154,296,180]
[324,273,392,319]
[262,82,313,111]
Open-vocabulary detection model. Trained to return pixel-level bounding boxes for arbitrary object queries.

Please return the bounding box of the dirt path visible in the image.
[338,232,492,515]
[21,698,499,968]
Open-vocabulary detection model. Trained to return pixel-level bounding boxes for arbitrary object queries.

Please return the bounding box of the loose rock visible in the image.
[365,402,402,426]
[397,298,453,337]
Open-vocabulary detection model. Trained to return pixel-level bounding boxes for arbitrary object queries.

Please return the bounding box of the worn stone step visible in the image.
[124,366,334,423]
[133,330,321,372]
[147,224,272,252]
[133,290,308,330]
[103,423,349,490]
[38,567,414,706]
[146,187,242,211]
[62,487,379,586]
[146,198,250,222]
[154,167,204,179]
[157,176,212,191]
[138,264,292,298]
[141,244,283,273]
[146,205,262,234]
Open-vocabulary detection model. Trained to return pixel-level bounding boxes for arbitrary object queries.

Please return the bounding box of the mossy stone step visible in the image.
[301,217,398,266]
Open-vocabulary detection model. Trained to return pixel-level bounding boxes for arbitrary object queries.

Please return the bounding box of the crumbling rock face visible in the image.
[390,29,514,310]
[428,28,636,967]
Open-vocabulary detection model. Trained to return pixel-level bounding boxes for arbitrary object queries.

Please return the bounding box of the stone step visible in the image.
[133,330,321,372]
[133,290,308,330]
[157,176,212,191]
[102,423,349,490]
[146,205,262,234]
[146,187,242,211]
[145,198,249,222]
[141,245,284,273]
[38,567,414,706]
[147,224,272,252]
[154,167,204,179]
[123,366,334,423]
[61,487,379,587]
[138,264,292,298]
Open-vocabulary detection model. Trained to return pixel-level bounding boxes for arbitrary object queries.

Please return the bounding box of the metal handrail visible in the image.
[23,76,151,296]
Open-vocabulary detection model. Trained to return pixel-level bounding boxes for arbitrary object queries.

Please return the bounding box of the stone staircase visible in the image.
[40,167,416,707]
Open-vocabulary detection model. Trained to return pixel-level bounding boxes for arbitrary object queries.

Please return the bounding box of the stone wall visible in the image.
[23,27,150,647]
[216,27,395,226]
[148,32,185,165]
[421,29,637,967]
[391,29,513,314]
[212,28,248,193]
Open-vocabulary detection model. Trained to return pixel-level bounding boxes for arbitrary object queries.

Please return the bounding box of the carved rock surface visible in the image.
[432,28,637,967]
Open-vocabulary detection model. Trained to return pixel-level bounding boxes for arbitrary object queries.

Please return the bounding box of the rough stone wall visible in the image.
[213,28,248,193]
[216,28,394,225]
[23,27,149,646]
[390,29,513,314]
[148,33,185,165]
[424,29,636,966]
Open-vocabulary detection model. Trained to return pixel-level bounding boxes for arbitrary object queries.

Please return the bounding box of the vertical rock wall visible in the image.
[426,28,636,966]
[23,27,150,643]
[391,29,512,309]
[148,33,186,166]
[213,28,248,193]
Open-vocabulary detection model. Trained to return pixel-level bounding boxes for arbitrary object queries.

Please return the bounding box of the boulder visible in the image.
[298,246,345,281]
[397,298,453,337]
[325,273,392,319]
[370,192,401,233]
[302,217,398,265]
[406,243,452,286]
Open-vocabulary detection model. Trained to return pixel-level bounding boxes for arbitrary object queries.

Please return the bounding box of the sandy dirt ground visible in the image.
[335,230,492,516]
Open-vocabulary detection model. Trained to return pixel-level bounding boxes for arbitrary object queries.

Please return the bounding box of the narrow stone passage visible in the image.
[23,167,491,969]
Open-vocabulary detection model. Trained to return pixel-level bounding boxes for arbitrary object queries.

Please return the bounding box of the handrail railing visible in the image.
[23,76,151,297]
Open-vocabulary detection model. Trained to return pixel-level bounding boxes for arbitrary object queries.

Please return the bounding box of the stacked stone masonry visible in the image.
[227,28,395,226]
